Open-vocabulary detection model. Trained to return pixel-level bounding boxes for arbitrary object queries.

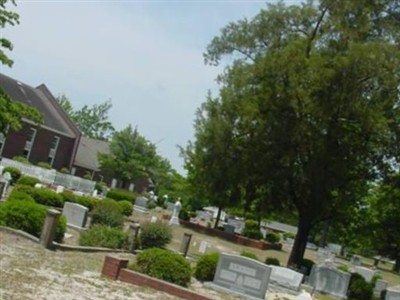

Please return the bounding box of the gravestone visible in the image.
[168,200,182,225]
[56,185,64,194]
[91,189,97,197]
[1,172,11,198]
[62,202,89,229]
[308,265,351,299]
[166,201,176,211]
[199,240,208,254]
[385,285,400,300]
[150,216,157,223]
[205,253,272,300]
[197,210,212,222]
[133,196,149,213]
[317,248,332,264]
[351,255,361,266]
[227,218,245,234]
[128,183,134,192]
[374,279,388,296]
[269,266,304,291]
[180,233,192,258]
[354,266,376,282]
[223,224,236,234]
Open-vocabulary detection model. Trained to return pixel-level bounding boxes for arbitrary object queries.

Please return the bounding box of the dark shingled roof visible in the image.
[0,73,79,137]
[74,136,110,171]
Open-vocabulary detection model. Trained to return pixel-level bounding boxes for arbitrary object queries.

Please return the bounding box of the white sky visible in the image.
[1,0,301,174]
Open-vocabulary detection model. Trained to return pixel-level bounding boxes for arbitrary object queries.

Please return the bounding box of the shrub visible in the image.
[179,208,190,221]
[194,252,220,282]
[0,201,66,242]
[299,258,315,276]
[117,200,133,216]
[337,264,350,273]
[147,202,156,210]
[265,257,281,266]
[240,250,259,261]
[242,219,263,240]
[12,156,30,164]
[106,189,136,203]
[283,232,296,239]
[131,248,191,287]
[17,176,41,187]
[91,199,124,228]
[60,167,70,174]
[265,232,281,243]
[140,221,172,249]
[7,190,35,202]
[3,167,21,184]
[347,273,373,300]
[37,162,52,169]
[12,185,64,207]
[94,181,106,192]
[79,225,128,249]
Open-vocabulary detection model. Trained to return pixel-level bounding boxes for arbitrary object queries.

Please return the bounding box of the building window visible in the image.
[0,132,6,156]
[48,136,60,167]
[24,128,37,159]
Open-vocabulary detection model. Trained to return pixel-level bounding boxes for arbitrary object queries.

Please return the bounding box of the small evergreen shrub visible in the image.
[242,219,263,240]
[13,185,64,207]
[265,257,281,266]
[3,167,21,184]
[194,252,220,282]
[60,167,70,174]
[240,250,259,261]
[117,200,133,216]
[91,200,124,228]
[299,258,315,276]
[79,225,128,249]
[131,248,191,287]
[147,202,156,210]
[140,221,172,249]
[265,232,281,243]
[283,232,296,239]
[17,176,41,187]
[7,190,35,202]
[12,156,30,164]
[106,189,136,203]
[37,162,52,169]
[0,201,66,242]
[347,273,373,300]
[179,208,190,221]
[94,181,106,192]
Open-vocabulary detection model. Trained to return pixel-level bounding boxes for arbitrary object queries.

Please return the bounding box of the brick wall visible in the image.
[101,256,212,300]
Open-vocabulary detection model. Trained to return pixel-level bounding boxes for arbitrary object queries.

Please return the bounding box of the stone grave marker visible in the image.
[205,253,272,300]
[227,218,245,234]
[169,200,182,225]
[150,216,157,223]
[199,240,208,254]
[308,265,351,299]
[62,202,88,229]
[354,266,376,283]
[385,285,400,300]
[166,201,175,211]
[269,265,304,291]
[374,279,388,297]
[223,224,236,234]
[56,185,64,194]
[134,196,149,213]
[351,255,361,266]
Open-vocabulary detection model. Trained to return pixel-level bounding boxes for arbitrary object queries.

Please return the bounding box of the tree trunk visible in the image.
[393,256,400,273]
[214,206,223,229]
[287,217,312,268]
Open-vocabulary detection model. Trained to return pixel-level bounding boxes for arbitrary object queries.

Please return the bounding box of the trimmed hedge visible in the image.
[17,176,41,187]
[131,248,192,287]
[60,191,100,211]
[265,232,281,243]
[242,219,263,240]
[91,199,124,228]
[13,185,64,207]
[265,257,280,266]
[79,225,128,249]
[0,200,66,243]
[240,250,259,261]
[194,252,220,282]
[7,189,35,202]
[106,189,137,203]
[140,221,172,249]
[117,200,133,216]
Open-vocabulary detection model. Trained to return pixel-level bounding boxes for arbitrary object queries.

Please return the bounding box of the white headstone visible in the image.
[199,241,208,254]
[169,200,182,225]
[3,172,11,182]
[269,266,304,291]
[309,265,351,299]
[34,183,44,189]
[0,165,4,175]
[386,285,400,300]
[354,266,376,283]
[128,183,134,192]
[92,189,97,197]
[111,178,117,189]
[150,216,158,223]
[56,185,64,194]
[134,196,149,213]
[62,202,89,229]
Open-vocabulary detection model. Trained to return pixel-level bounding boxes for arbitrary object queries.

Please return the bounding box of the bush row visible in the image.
[106,188,138,203]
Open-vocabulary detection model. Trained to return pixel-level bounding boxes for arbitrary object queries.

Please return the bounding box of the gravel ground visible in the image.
[0,231,302,300]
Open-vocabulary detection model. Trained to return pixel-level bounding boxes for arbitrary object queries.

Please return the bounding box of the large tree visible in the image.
[56,94,114,140]
[187,0,400,267]
[0,0,42,134]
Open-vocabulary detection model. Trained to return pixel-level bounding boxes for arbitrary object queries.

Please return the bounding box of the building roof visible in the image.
[0,73,79,138]
[74,136,110,171]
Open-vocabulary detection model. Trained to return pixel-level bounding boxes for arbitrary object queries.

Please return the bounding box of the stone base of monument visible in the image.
[204,282,266,300]
[169,216,180,225]
[133,205,149,214]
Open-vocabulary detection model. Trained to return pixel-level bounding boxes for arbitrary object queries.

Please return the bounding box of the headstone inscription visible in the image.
[269,266,304,291]
[62,202,88,229]
[205,253,272,300]
[308,265,351,299]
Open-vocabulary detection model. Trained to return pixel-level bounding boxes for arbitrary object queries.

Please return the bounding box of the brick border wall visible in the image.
[101,256,212,300]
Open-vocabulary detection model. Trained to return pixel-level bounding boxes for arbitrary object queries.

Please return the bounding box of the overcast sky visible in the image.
[1,0,301,174]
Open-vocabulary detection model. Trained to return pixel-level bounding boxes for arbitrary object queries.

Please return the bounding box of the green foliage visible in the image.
[12,156,30,164]
[117,200,132,216]
[265,257,280,266]
[79,225,128,249]
[17,176,40,187]
[12,185,63,207]
[140,221,172,249]
[147,202,156,210]
[240,250,259,261]
[37,162,51,169]
[55,216,67,243]
[0,200,66,242]
[265,232,281,244]
[242,220,263,240]
[60,167,69,174]
[91,199,124,228]
[337,264,350,273]
[347,273,373,300]
[179,208,190,221]
[60,191,99,211]
[7,189,34,202]
[3,166,21,184]
[83,173,91,180]
[106,188,136,203]
[194,252,220,282]
[299,259,315,276]
[283,232,296,240]
[132,248,191,287]
[94,181,106,192]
